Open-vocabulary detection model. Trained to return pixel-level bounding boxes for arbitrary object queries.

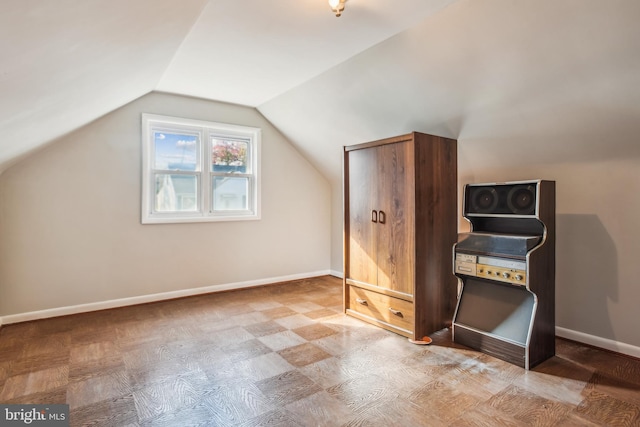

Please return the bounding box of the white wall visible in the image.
[458,154,640,351]
[320,136,640,355]
[259,0,640,354]
[0,92,331,317]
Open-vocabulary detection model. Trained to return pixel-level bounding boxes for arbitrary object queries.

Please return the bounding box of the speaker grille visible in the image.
[470,187,498,213]
[507,185,536,215]
[465,182,538,216]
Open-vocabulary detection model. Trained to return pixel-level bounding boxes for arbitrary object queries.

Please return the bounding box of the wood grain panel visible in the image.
[70,394,138,427]
[326,372,400,413]
[376,140,415,295]
[527,180,556,368]
[256,370,322,406]
[576,390,640,426]
[0,276,638,426]
[345,147,378,286]
[413,132,458,339]
[488,385,573,426]
[277,342,332,367]
[0,366,69,400]
[453,325,526,368]
[348,285,414,333]
[237,408,305,427]
[198,381,274,425]
[343,132,457,341]
[285,390,356,427]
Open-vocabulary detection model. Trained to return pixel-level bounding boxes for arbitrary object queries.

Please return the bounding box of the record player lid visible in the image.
[455,232,542,259]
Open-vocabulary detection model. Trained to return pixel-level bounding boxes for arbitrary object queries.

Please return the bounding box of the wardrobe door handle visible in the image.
[389,307,403,317]
[378,210,386,224]
[371,210,378,223]
[356,298,368,305]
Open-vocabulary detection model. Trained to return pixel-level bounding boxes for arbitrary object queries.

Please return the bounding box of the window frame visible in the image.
[141,113,261,224]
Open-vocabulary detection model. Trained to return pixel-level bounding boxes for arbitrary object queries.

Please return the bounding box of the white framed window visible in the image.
[141,114,261,224]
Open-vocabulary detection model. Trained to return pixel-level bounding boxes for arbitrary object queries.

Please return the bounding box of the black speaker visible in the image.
[465,182,537,216]
[507,185,536,215]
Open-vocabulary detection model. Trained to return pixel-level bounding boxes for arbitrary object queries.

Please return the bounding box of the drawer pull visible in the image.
[356,298,368,305]
[389,307,403,317]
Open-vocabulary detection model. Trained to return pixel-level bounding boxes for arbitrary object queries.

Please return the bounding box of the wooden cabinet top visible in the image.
[344,132,456,152]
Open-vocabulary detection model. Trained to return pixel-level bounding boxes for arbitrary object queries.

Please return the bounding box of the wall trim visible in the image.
[556,326,640,359]
[4,274,638,360]
[329,270,343,279]
[0,270,332,325]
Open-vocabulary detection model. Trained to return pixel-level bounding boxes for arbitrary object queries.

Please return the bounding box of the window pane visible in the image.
[212,176,248,211]
[154,131,199,171]
[155,174,198,212]
[211,138,249,173]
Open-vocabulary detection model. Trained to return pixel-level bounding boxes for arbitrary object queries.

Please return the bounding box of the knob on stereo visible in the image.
[515,274,523,281]
[502,272,510,279]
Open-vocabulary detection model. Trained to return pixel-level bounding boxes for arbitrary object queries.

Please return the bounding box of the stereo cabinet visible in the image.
[452,180,556,369]
[343,132,458,341]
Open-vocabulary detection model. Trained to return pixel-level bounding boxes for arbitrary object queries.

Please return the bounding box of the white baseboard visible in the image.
[3,276,638,361]
[0,270,332,326]
[318,274,640,359]
[329,270,343,279]
[556,326,640,359]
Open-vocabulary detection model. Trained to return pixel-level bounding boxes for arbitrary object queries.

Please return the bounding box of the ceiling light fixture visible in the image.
[328,0,346,17]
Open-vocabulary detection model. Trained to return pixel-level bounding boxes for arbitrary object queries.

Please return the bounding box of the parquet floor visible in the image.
[1,275,640,426]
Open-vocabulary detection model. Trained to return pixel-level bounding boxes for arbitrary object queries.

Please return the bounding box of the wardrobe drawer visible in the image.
[348,285,414,333]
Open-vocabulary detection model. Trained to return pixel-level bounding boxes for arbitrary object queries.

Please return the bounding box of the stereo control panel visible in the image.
[455,253,527,286]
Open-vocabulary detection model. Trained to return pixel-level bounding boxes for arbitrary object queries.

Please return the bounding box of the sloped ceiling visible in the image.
[260,0,640,183]
[0,0,208,171]
[1,0,639,176]
[0,0,456,173]
[157,0,457,106]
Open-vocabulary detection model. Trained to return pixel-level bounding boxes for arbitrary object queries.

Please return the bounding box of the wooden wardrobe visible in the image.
[343,132,458,341]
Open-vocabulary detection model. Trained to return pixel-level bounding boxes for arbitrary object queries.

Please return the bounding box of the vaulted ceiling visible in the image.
[2,0,639,178]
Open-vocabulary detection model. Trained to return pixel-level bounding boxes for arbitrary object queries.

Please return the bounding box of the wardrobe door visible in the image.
[346,147,378,286]
[375,141,415,296]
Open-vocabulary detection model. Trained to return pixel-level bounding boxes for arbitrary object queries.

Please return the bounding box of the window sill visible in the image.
[141,212,260,224]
